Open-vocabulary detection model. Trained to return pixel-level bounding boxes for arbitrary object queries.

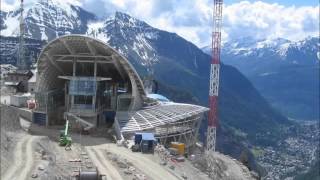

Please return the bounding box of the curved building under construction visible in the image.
[34,35,208,148]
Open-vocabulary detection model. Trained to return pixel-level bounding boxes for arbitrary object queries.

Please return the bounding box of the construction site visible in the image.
[1,0,259,179]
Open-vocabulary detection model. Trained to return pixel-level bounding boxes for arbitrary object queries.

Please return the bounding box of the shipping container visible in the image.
[170,142,185,155]
[10,95,28,107]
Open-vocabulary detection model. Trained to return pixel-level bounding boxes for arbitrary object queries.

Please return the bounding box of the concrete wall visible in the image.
[28,82,36,93]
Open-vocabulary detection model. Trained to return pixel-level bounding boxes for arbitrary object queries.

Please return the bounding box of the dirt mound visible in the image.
[193,152,258,180]
[1,105,22,131]
[0,105,29,175]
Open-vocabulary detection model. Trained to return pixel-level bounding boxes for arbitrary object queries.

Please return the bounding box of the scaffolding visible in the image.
[117,103,208,150]
[117,103,208,132]
[35,89,64,112]
[155,114,203,151]
[34,89,65,125]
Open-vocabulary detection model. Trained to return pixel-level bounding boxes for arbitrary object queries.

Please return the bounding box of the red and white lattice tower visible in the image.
[206,0,223,154]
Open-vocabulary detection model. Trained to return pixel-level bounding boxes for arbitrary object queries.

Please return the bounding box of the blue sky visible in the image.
[2,0,319,47]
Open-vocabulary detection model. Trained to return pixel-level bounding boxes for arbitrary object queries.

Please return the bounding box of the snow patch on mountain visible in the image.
[132,33,158,66]
[225,38,292,57]
[277,43,291,57]
[1,14,19,36]
[86,21,110,43]
[85,12,159,66]
[259,72,278,76]
[144,31,159,40]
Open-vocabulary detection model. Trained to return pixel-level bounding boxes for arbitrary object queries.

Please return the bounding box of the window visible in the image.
[74,95,93,105]
[69,79,96,95]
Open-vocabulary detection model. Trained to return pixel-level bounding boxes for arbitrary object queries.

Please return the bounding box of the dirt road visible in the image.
[86,146,123,180]
[89,144,180,180]
[1,135,37,180]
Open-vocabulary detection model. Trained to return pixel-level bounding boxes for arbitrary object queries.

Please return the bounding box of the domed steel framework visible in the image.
[34,35,208,150]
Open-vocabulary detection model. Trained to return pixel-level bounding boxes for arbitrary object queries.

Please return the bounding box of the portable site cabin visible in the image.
[134,132,156,153]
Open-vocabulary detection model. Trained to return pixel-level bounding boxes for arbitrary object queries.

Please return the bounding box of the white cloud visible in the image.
[1,0,20,11]
[80,0,319,47]
[2,0,319,47]
[223,1,319,43]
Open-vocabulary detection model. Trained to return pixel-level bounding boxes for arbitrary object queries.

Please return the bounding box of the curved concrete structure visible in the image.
[34,35,208,150]
[36,35,146,111]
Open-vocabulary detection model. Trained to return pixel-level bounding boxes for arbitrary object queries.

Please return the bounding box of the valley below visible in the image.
[255,120,319,180]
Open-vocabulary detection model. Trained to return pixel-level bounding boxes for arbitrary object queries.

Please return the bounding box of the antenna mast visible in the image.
[18,0,26,70]
[206,0,223,154]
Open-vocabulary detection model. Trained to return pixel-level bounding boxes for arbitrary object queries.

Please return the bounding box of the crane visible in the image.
[206,0,223,173]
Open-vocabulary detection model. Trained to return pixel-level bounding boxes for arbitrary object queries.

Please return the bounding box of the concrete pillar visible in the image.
[45,92,49,127]
[93,60,98,127]
[65,82,68,111]
[71,59,76,108]
[93,60,97,110]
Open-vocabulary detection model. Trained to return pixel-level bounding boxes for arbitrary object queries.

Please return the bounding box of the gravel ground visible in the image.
[1,105,257,180]
[1,105,24,175]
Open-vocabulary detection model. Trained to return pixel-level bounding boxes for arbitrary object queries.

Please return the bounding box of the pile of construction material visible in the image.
[155,142,187,164]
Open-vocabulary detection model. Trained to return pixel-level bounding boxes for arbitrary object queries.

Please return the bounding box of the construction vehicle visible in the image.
[59,120,72,150]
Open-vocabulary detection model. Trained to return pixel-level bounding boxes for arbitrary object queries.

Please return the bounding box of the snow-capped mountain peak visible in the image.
[1,0,95,40]
[86,12,159,66]
[203,36,319,64]
[256,38,291,49]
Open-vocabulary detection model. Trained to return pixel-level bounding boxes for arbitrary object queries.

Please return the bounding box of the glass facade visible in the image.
[69,77,97,95]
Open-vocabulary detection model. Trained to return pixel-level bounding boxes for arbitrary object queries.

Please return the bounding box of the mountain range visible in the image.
[0,0,301,175]
[203,37,320,120]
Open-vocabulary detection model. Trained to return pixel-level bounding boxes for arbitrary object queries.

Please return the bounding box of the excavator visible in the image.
[59,120,72,150]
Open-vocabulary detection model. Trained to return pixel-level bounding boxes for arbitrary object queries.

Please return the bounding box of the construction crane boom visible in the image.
[207,0,223,153]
